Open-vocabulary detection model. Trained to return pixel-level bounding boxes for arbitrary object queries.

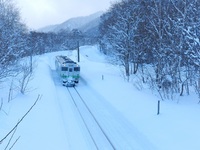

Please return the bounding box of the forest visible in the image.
[99,0,200,100]
[1,0,200,100]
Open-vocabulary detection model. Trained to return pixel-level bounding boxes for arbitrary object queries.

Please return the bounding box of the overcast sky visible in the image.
[16,0,119,30]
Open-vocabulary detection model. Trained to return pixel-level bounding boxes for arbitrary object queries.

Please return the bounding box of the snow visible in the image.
[1,45,200,150]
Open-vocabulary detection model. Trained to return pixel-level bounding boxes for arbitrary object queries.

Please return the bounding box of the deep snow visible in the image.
[1,45,200,150]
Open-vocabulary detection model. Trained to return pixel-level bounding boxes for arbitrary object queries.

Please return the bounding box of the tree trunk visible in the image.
[180,83,184,96]
[125,64,130,77]
[133,62,138,74]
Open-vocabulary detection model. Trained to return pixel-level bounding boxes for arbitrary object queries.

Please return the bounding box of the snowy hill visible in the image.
[1,45,200,150]
[38,24,58,33]
[38,11,103,33]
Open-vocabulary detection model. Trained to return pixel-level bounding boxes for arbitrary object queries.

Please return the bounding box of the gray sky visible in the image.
[16,0,118,30]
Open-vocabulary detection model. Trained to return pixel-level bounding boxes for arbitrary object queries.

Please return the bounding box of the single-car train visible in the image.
[55,55,80,86]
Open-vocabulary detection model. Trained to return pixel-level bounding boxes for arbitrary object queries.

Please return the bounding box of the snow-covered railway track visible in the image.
[67,87,116,150]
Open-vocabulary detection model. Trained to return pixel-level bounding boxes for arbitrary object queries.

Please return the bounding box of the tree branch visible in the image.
[0,94,41,144]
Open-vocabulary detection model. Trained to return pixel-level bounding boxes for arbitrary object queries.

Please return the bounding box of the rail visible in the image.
[67,87,116,150]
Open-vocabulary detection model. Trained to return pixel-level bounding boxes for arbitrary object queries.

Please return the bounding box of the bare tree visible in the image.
[7,79,15,102]
[17,61,34,95]
[0,95,41,149]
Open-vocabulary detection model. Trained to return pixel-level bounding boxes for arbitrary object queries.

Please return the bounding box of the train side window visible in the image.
[62,67,68,71]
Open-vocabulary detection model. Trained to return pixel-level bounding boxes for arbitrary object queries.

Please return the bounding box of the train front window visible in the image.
[74,67,80,71]
[69,68,72,72]
[62,67,68,71]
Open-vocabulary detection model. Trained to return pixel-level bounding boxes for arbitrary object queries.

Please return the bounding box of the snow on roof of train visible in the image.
[56,55,76,64]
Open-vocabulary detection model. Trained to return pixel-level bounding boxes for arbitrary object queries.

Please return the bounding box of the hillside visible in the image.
[38,11,103,33]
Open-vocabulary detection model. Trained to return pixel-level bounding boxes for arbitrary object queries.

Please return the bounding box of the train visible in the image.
[55,55,80,86]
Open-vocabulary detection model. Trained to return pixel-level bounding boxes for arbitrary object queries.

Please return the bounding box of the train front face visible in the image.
[60,65,74,87]
[61,64,80,87]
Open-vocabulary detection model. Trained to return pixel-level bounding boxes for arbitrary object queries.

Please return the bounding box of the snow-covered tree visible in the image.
[0,0,28,80]
[99,0,143,80]
[99,0,200,100]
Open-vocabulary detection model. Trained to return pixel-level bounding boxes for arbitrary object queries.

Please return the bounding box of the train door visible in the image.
[67,64,74,79]
[66,65,75,86]
[68,67,73,76]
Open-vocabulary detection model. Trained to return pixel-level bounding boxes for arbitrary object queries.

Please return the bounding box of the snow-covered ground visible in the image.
[1,45,200,150]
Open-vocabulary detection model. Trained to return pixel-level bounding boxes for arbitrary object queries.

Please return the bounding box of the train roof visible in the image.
[56,55,77,64]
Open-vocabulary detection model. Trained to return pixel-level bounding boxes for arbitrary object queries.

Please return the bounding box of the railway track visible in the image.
[52,68,156,150]
[67,87,116,150]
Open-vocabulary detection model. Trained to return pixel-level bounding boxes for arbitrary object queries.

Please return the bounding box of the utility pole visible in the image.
[77,41,80,62]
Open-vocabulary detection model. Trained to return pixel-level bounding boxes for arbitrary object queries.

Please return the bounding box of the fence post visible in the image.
[157,100,160,115]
